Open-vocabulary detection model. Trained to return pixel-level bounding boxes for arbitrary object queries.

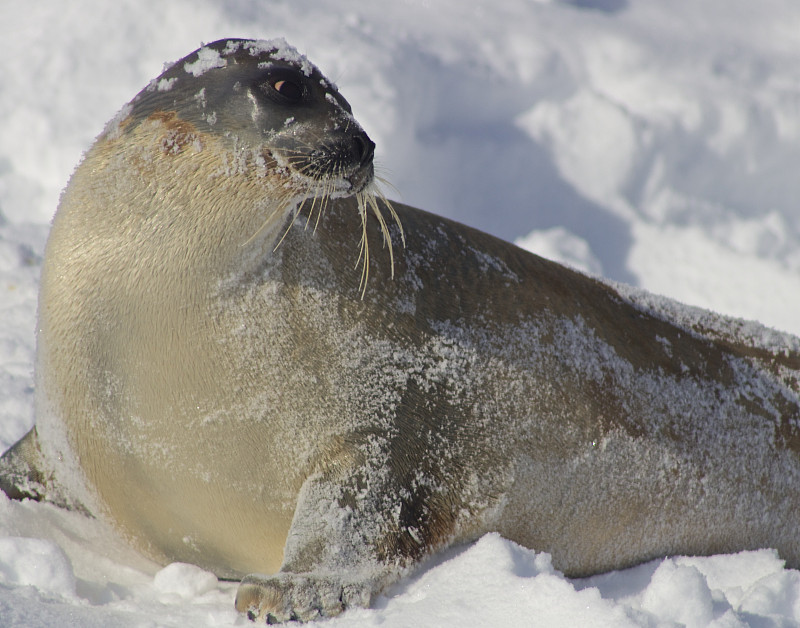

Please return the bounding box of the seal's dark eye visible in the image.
[272,79,303,102]
[262,72,306,105]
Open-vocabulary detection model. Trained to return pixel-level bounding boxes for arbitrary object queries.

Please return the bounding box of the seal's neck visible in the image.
[63,124,310,283]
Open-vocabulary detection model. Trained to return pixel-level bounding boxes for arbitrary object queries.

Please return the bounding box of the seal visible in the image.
[3,38,800,624]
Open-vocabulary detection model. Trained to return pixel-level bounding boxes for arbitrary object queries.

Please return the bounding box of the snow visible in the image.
[184,46,227,77]
[2,0,800,625]
[0,537,76,598]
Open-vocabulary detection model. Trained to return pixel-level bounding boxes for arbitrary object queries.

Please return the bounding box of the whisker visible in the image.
[356,194,370,298]
[273,200,303,252]
[254,142,405,299]
[313,182,331,234]
[375,189,405,248]
[242,189,298,247]
[366,194,394,278]
[374,175,401,200]
[305,191,322,230]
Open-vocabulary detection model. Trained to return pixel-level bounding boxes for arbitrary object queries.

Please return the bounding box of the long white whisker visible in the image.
[242,189,298,247]
[264,141,405,298]
[366,194,394,278]
[273,202,302,252]
[313,182,331,234]
[356,194,370,298]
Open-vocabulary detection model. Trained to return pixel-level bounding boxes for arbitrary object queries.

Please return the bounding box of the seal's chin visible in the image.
[343,162,375,196]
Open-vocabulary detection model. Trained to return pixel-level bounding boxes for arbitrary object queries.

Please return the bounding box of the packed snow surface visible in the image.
[2,0,800,626]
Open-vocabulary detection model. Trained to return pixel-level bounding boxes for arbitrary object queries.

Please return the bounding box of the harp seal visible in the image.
[3,38,800,623]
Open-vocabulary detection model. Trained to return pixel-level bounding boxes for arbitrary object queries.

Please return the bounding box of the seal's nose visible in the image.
[352,134,375,167]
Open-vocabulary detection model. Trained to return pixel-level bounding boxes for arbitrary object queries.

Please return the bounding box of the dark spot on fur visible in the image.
[148,110,202,155]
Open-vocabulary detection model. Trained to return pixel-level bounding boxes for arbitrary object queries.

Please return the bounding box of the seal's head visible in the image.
[95,39,401,291]
[122,38,376,197]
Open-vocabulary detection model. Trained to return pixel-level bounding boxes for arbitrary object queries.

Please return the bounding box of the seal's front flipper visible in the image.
[235,572,373,623]
[0,427,81,512]
[234,452,434,623]
[0,427,48,501]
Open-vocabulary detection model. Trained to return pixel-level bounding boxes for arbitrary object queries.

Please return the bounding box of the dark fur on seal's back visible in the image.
[242,194,800,619]
[2,37,799,624]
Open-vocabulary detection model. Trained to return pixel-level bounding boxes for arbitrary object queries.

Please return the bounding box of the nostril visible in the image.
[352,135,375,165]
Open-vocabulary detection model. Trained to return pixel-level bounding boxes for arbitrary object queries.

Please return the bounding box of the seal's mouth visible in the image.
[342,162,374,195]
